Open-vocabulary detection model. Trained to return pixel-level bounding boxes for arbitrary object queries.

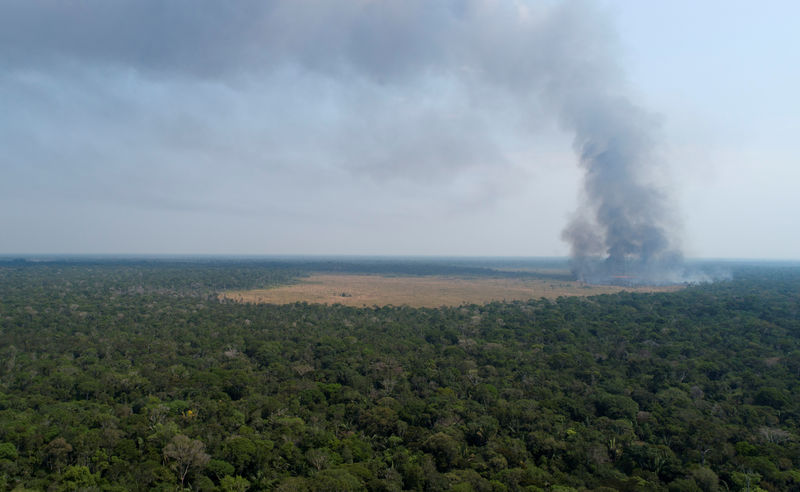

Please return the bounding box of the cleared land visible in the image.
[221,273,680,308]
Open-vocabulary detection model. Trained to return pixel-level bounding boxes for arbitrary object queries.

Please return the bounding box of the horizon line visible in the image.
[1,253,799,263]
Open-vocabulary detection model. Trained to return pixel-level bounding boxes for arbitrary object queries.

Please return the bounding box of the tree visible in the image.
[44,437,73,473]
[220,475,251,492]
[424,432,461,471]
[61,465,100,491]
[163,434,210,488]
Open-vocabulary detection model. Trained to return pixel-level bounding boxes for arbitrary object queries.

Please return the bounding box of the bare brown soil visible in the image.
[221,274,680,308]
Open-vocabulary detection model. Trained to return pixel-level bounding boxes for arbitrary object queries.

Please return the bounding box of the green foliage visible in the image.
[594,394,639,420]
[61,465,100,490]
[307,468,364,491]
[753,387,789,409]
[220,475,251,492]
[424,432,462,471]
[223,436,257,472]
[0,443,18,461]
[207,459,235,480]
[0,260,799,489]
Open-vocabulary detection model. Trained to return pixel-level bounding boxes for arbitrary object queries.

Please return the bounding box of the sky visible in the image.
[1,0,798,259]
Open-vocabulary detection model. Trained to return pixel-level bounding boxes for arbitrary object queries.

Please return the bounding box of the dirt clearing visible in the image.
[221,274,680,308]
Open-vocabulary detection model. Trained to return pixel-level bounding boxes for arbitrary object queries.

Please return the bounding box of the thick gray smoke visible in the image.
[559,99,685,285]
[0,0,695,275]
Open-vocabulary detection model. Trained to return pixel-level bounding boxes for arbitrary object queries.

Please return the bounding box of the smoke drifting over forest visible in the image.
[0,0,728,278]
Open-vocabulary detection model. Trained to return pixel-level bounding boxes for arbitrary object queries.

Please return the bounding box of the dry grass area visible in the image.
[221,273,680,308]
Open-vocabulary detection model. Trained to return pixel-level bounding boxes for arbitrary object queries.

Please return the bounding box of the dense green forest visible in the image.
[0,259,799,491]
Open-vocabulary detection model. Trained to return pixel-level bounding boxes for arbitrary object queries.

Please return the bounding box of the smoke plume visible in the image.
[1,1,697,271]
[559,98,685,285]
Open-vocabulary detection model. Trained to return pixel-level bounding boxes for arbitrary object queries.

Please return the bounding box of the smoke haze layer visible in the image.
[1,1,689,271]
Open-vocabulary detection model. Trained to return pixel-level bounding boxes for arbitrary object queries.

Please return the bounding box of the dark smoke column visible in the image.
[559,95,684,285]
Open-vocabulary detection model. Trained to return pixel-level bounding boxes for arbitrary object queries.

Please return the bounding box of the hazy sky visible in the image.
[1,0,798,259]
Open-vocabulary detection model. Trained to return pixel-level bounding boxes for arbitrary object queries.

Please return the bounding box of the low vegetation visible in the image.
[221,273,679,308]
